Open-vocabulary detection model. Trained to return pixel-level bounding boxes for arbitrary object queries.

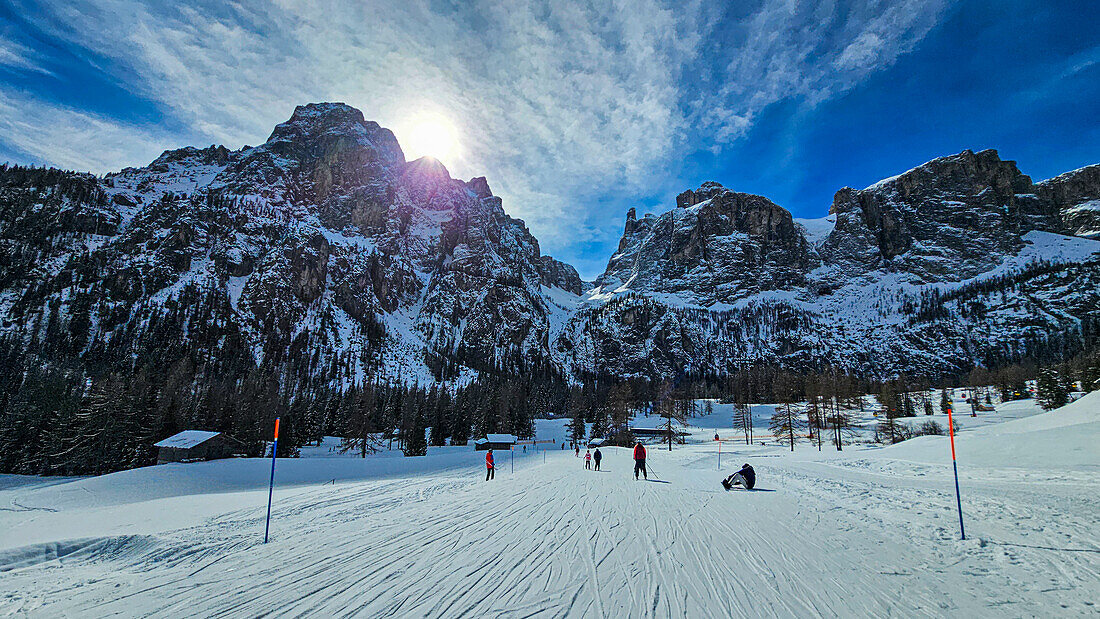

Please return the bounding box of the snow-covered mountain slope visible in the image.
[1,107,1097,385]
[565,151,1100,379]
[0,103,581,387]
[883,389,1100,469]
[1,392,1096,616]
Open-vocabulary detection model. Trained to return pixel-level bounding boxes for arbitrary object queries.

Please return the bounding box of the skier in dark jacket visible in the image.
[722,463,755,490]
[593,448,602,471]
[633,442,647,480]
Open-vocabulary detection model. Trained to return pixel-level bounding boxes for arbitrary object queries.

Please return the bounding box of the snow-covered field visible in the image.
[1,394,1097,617]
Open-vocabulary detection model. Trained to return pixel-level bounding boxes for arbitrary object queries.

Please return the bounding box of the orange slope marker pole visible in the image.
[946,406,965,540]
[264,418,280,544]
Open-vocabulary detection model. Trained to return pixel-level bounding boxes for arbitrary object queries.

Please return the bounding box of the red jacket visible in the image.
[633,444,646,460]
[486,453,494,469]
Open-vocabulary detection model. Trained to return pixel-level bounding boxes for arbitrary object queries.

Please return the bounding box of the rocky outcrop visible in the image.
[821,149,1039,281]
[538,256,583,294]
[595,183,814,304]
[1037,164,1100,239]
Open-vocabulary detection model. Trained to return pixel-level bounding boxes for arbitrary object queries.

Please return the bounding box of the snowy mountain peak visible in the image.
[264,102,405,168]
[464,176,493,199]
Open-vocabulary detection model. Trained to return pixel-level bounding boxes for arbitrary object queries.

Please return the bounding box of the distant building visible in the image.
[630,427,690,444]
[154,431,243,464]
[474,434,518,451]
[587,438,606,448]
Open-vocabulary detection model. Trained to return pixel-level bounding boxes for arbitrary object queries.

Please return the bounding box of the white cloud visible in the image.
[0,37,53,75]
[0,88,176,173]
[835,31,885,70]
[4,0,948,272]
[695,0,948,142]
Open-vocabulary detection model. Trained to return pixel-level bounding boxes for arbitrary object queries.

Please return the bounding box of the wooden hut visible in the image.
[474,433,517,451]
[154,431,242,464]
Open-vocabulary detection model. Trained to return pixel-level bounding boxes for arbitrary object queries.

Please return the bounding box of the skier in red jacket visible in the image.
[485,449,495,481]
[633,442,647,480]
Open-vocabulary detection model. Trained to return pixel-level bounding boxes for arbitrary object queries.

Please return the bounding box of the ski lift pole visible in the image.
[717,439,722,471]
[945,407,965,540]
[264,417,280,544]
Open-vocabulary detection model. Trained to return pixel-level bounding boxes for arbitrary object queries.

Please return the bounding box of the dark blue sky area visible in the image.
[683,0,1100,220]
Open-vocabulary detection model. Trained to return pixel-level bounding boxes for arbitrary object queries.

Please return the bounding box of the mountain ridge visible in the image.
[1,102,1098,386]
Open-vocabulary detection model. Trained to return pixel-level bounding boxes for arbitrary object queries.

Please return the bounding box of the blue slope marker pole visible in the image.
[945,406,965,540]
[264,417,280,544]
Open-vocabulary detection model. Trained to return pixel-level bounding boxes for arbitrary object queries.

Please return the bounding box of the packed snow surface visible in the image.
[1,395,1098,617]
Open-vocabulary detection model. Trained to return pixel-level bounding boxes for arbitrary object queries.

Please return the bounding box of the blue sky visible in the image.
[1,0,1097,279]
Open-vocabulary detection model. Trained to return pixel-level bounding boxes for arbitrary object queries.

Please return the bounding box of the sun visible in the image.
[402,114,460,163]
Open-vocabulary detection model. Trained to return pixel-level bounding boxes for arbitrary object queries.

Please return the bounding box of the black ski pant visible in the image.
[594,459,601,471]
[486,467,494,481]
[585,460,591,469]
[634,459,647,479]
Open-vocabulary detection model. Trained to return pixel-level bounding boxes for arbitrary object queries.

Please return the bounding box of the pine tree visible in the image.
[657,391,689,451]
[429,388,448,446]
[733,402,753,445]
[606,383,635,445]
[1035,367,1070,411]
[769,402,805,451]
[589,401,611,442]
[569,407,586,445]
[404,406,428,456]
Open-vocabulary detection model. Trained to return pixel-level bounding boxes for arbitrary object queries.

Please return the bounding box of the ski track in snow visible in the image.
[1,416,1098,616]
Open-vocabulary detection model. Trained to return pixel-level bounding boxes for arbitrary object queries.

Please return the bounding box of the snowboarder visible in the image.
[722,463,755,490]
[593,448,602,471]
[485,449,495,481]
[584,449,592,469]
[633,442,647,480]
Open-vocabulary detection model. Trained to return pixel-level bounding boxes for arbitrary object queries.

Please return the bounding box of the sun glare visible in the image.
[402,114,459,163]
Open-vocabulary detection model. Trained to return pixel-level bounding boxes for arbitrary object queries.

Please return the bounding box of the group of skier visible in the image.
[582,447,603,470]
[485,440,755,490]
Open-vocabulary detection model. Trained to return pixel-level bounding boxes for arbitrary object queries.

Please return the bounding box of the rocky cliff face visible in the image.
[1036,164,1100,239]
[0,107,1096,385]
[566,149,1100,379]
[595,185,814,305]
[0,103,580,385]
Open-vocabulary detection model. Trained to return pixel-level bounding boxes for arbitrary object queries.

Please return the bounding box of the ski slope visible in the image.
[1,395,1098,617]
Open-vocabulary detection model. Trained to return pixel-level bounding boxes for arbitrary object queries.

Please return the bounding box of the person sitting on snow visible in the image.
[722,463,755,490]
